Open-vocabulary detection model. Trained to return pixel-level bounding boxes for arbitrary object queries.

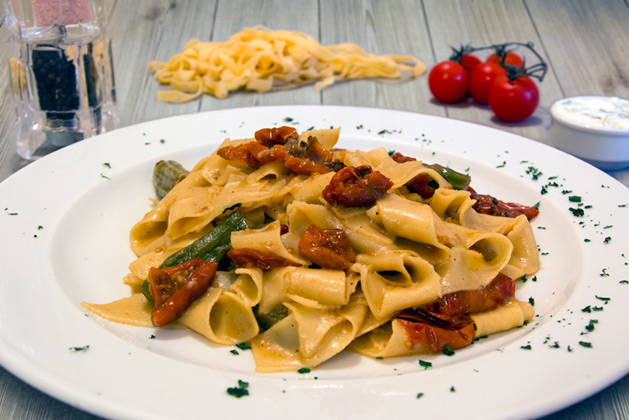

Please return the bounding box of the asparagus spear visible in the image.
[153,160,189,199]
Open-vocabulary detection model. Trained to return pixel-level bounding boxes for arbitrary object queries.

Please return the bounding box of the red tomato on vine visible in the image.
[428,60,468,103]
[488,75,539,122]
[487,51,525,68]
[468,61,505,104]
[459,54,482,73]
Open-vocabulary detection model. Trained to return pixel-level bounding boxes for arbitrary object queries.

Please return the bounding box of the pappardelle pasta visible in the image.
[83,126,540,372]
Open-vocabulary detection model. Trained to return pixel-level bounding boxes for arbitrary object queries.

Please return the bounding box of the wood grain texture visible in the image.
[319,0,440,114]
[1,1,629,419]
[111,0,216,124]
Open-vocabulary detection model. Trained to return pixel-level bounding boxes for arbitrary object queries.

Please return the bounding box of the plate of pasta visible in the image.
[0,106,628,420]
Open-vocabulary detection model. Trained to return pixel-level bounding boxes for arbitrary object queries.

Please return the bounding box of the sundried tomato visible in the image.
[390,151,416,163]
[469,188,539,220]
[395,273,515,352]
[228,248,300,270]
[217,142,268,169]
[284,156,331,175]
[256,144,288,165]
[298,225,356,270]
[397,315,475,352]
[148,258,218,327]
[390,152,438,199]
[421,273,514,318]
[322,166,393,207]
[254,126,298,146]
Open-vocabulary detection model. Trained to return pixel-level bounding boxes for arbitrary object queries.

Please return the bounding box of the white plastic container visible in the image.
[550,96,629,170]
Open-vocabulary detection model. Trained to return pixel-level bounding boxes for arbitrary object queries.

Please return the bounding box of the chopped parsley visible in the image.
[69,345,90,352]
[584,319,598,333]
[226,380,249,398]
[442,345,455,356]
[418,360,432,369]
[103,162,111,168]
[450,386,456,392]
[568,195,582,203]
[520,344,532,350]
[583,305,604,312]
[569,207,584,217]
[595,295,611,303]
[236,343,251,350]
[230,349,239,355]
[297,367,311,374]
[526,166,543,180]
[416,392,424,399]
[528,297,535,306]
[578,341,593,348]
[603,237,612,244]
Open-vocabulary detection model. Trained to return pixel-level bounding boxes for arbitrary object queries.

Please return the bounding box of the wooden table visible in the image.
[1,1,628,418]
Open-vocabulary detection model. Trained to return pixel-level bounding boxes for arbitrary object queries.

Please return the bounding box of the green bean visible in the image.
[160,210,252,268]
[140,210,252,304]
[153,160,189,199]
[253,305,289,331]
[426,163,471,191]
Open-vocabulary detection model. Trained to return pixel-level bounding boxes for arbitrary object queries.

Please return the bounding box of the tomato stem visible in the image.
[446,41,548,82]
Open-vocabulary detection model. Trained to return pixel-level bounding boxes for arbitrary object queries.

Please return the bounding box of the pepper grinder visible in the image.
[3,0,118,159]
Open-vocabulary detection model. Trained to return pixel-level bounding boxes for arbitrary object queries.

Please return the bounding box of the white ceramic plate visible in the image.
[1,106,628,420]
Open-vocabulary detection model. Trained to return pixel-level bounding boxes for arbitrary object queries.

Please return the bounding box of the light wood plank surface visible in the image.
[1,1,628,419]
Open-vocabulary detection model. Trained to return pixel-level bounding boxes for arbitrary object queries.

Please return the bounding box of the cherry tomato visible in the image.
[428,60,468,103]
[468,61,505,104]
[459,54,481,74]
[488,51,524,68]
[488,75,539,122]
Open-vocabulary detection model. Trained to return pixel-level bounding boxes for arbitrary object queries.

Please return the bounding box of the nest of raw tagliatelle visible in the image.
[148,26,426,102]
